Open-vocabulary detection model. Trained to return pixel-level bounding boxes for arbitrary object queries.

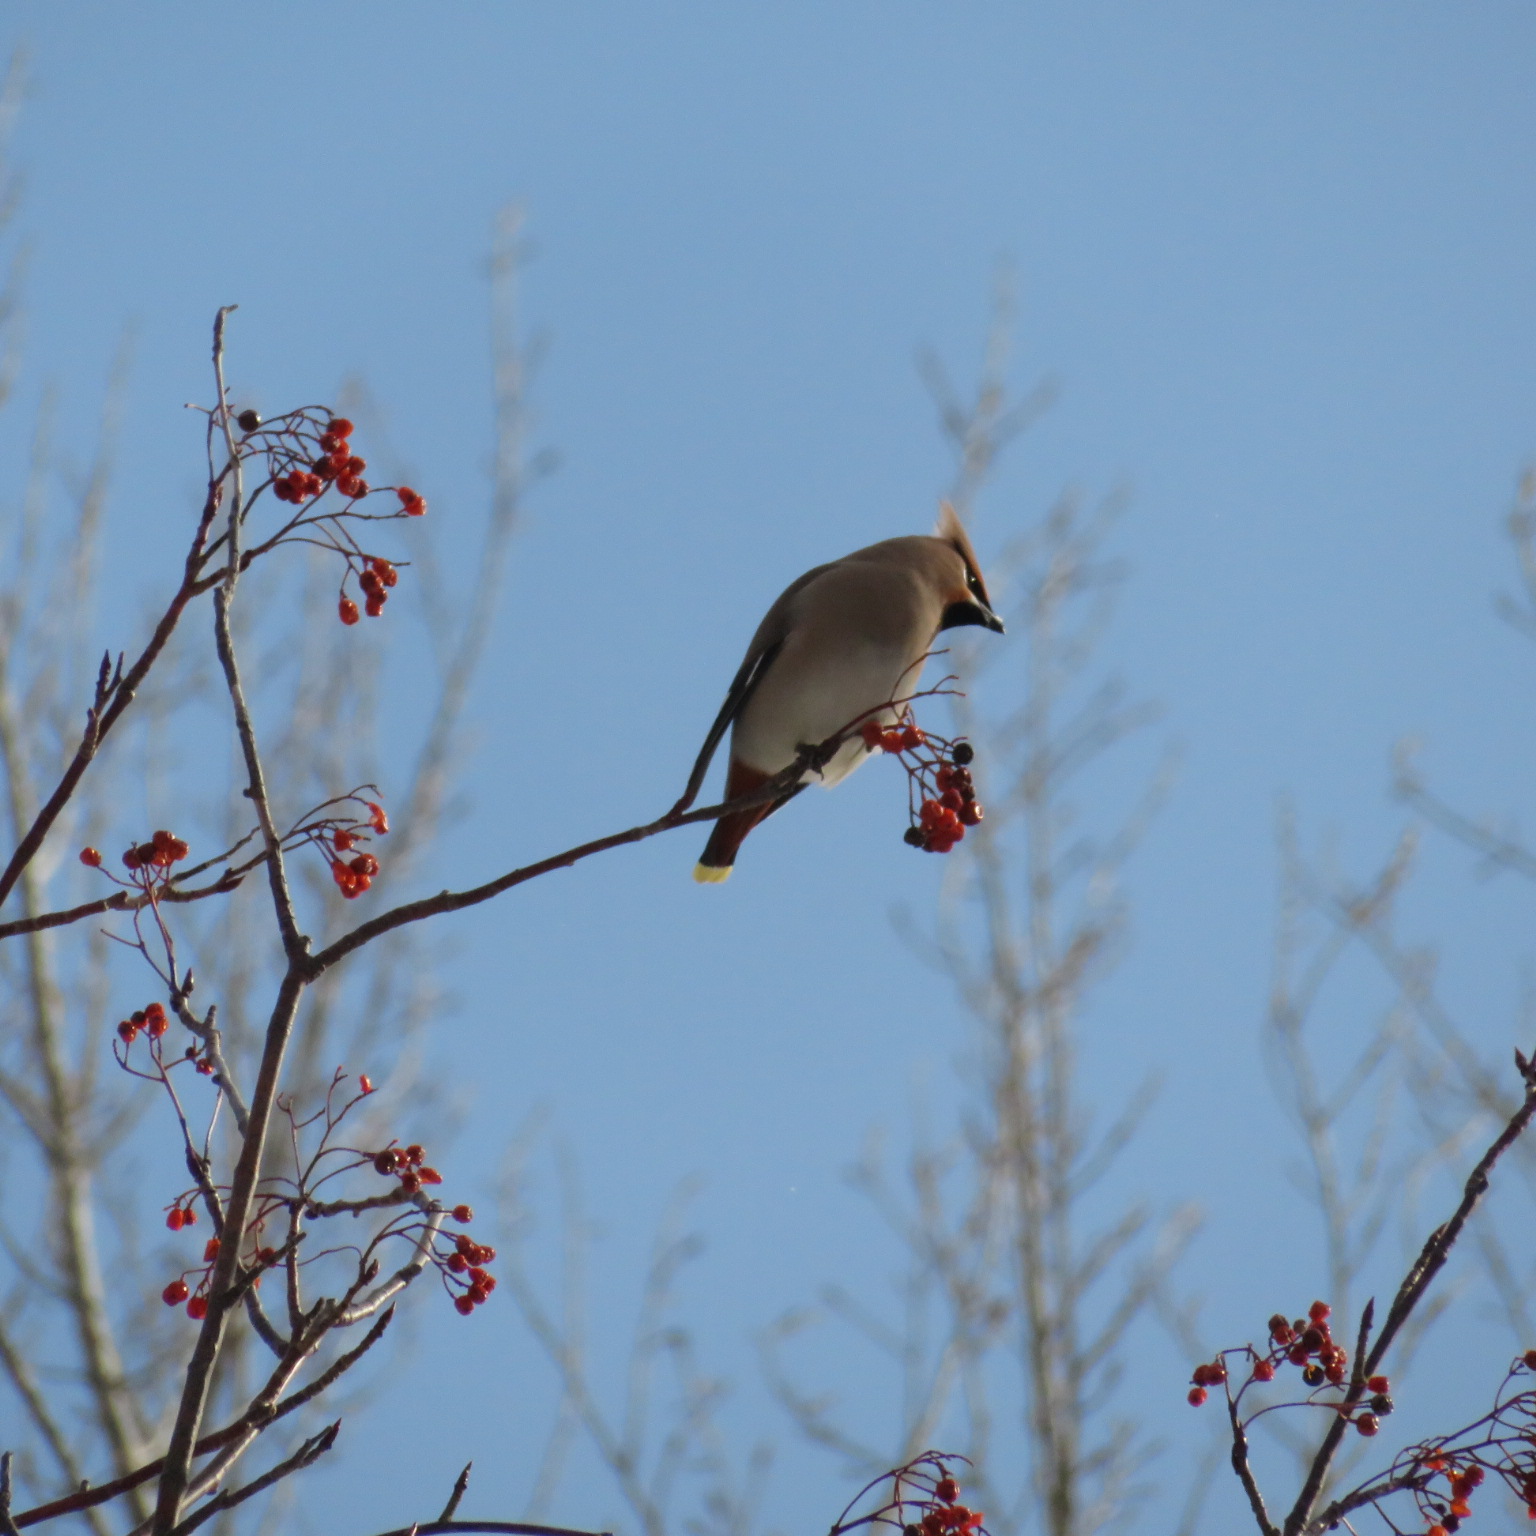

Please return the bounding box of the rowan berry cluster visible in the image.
[1187,1300,1392,1436]
[1382,1351,1536,1532]
[117,1001,168,1045]
[339,556,399,625]
[311,794,389,898]
[438,1228,498,1315]
[1414,1456,1487,1534]
[123,828,190,873]
[113,1001,216,1076]
[860,718,984,854]
[825,1453,987,1536]
[160,1234,274,1323]
[908,1471,985,1536]
[371,1140,445,1195]
[229,406,428,625]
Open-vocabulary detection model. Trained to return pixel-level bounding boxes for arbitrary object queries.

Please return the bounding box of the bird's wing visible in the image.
[673,559,837,813]
[673,637,784,813]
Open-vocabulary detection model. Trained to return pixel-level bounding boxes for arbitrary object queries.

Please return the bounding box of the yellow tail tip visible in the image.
[693,862,732,885]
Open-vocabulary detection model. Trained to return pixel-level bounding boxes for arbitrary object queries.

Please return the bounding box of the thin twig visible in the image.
[440,1464,472,1522]
[0,1453,20,1536]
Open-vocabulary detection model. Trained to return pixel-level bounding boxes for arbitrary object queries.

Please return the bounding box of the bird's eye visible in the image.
[967,570,984,600]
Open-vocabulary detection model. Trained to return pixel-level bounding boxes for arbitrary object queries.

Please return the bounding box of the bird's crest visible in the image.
[936,501,993,607]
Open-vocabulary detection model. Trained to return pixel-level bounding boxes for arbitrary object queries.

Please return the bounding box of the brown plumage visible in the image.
[679,503,1004,882]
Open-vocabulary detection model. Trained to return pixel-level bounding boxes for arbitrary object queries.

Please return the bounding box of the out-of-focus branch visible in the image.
[15,1306,394,1529]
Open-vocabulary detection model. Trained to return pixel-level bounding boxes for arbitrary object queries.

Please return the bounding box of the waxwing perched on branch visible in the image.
[677,502,1005,882]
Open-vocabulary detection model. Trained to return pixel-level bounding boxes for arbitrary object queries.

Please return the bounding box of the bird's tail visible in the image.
[693,762,777,884]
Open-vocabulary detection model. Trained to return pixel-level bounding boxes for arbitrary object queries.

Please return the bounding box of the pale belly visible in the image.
[732,640,924,786]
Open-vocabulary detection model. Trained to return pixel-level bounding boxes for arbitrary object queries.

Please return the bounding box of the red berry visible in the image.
[118,1020,138,1044]
[359,568,383,597]
[195,1059,214,1074]
[879,731,906,754]
[273,479,294,503]
[1525,1350,1536,1371]
[339,597,360,626]
[418,1166,443,1184]
[163,1279,190,1306]
[326,418,354,439]
[399,1171,421,1192]
[452,1204,473,1223]
[334,829,356,852]
[935,1477,959,1504]
[367,802,389,834]
[900,726,925,750]
[1187,1387,1207,1406]
[80,846,102,867]
[346,478,370,500]
[182,1204,197,1226]
[454,1294,476,1315]
[861,720,884,749]
[167,1208,185,1230]
[959,801,984,826]
[365,592,385,618]
[204,1237,220,1261]
[359,1074,374,1094]
[373,558,398,588]
[1367,1374,1389,1393]
[447,1252,468,1273]
[186,1294,208,1321]
[1252,1359,1275,1382]
[350,853,380,878]
[1309,1300,1330,1322]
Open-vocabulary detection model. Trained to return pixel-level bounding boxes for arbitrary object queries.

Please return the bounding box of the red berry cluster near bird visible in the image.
[677,502,1004,882]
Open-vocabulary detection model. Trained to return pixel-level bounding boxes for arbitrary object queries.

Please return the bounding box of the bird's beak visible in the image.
[980,607,1005,635]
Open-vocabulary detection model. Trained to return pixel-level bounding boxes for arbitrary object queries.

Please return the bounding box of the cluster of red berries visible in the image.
[161,1276,210,1321]
[442,1227,498,1315]
[907,1474,985,1536]
[324,799,388,898]
[161,1235,222,1321]
[860,719,985,854]
[117,1001,169,1045]
[165,1200,200,1230]
[396,484,426,517]
[1267,1301,1357,1392]
[1417,1455,1487,1534]
[339,556,399,625]
[270,417,372,503]
[372,1141,445,1195]
[863,718,928,758]
[1188,1301,1392,1437]
[161,1234,278,1322]
[96,828,190,874]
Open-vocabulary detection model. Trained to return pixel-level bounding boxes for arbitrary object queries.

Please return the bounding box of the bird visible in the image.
[677,502,1004,883]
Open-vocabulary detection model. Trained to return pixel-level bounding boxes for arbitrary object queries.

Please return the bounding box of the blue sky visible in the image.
[3,4,1536,1533]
